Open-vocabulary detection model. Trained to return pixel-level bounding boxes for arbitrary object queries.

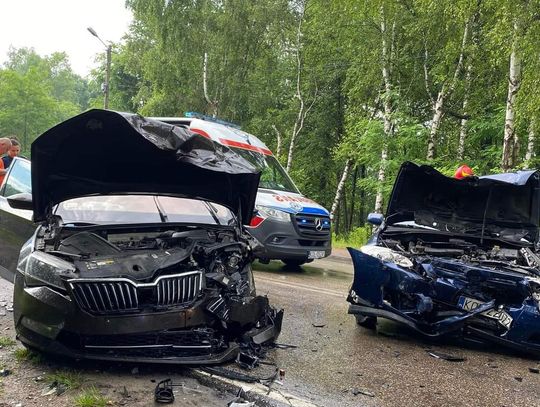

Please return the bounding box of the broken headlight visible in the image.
[24,251,76,290]
[360,245,413,268]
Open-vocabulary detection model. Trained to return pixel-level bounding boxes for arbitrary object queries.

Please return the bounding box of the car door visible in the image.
[0,158,35,282]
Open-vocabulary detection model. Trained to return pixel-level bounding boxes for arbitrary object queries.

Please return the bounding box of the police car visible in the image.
[154,113,332,266]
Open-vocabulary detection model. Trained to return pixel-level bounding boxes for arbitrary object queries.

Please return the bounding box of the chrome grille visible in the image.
[156,273,202,306]
[294,214,331,237]
[69,271,203,315]
[71,281,139,313]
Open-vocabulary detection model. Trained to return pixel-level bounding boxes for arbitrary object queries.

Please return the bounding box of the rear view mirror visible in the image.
[367,212,384,226]
[7,193,33,211]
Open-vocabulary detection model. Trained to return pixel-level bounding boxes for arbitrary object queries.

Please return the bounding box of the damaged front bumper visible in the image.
[14,272,283,364]
[347,248,540,356]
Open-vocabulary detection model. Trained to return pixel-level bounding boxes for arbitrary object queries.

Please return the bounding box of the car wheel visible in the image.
[282,259,308,267]
[355,315,377,330]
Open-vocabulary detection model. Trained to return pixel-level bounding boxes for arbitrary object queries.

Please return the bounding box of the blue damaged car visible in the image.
[347,162,540,355]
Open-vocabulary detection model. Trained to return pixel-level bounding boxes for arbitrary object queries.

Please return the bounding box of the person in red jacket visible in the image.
[454,164,474,179]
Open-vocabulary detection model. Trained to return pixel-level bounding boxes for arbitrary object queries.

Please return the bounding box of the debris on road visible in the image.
[427,351,467,362]
[529,367,540,374]
[351,388,375,397]
[0,368,12,376]
[312,323,326,328]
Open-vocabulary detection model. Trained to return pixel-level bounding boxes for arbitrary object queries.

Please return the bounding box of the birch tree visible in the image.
[374,5,396,213]
[286,0,317,172]
[425,19,470,160]
[501,20,521,171]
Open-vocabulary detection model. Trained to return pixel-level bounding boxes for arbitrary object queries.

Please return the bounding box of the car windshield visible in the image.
[55,195,235,225]
[232,149,298,193]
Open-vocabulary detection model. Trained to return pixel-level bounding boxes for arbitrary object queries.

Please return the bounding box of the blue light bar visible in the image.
[184,112,241,129]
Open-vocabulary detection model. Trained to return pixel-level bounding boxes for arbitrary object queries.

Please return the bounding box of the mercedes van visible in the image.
[155,113,331,266]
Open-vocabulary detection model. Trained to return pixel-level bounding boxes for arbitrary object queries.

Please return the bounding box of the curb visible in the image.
[188,368,320,407]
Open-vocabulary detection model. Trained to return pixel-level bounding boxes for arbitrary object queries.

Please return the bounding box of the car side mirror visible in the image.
[367,212,384,226]
[7,193,33,211]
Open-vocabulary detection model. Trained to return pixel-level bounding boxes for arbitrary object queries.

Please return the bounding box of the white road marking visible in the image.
[254,275,345,299]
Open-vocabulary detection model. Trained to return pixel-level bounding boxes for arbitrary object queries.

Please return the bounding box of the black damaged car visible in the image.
[0,109,282,364]
[347,162,540,355]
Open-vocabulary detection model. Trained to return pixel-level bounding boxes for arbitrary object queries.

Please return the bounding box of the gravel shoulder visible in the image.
[0,278,234,407]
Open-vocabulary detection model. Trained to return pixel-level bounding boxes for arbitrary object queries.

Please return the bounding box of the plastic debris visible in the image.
[352,388,375,397]
[427,351,467,362]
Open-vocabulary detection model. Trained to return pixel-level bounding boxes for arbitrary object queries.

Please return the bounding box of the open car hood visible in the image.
[31,109,261,224]
[386,162,540,242]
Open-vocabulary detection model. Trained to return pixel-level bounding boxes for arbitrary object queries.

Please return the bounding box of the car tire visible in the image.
[282,259,308,267]
[355,315,377,330]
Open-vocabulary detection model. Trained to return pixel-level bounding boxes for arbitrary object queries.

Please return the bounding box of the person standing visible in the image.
[2,139,20,169]
[0,137,13,185]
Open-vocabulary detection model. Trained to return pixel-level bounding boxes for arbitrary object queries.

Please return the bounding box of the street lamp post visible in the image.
[87,27,111,109]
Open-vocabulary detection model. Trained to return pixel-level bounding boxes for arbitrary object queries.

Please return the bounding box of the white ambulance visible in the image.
[155,113,331,266]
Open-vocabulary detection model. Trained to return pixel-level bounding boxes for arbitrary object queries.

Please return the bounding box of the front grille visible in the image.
[294,214,331,238]
[69,271,203,315]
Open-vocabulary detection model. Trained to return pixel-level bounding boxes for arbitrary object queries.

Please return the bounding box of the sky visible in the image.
[0,0,133,77]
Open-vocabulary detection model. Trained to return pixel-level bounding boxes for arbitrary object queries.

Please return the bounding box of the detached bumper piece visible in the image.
[347,248,540,356]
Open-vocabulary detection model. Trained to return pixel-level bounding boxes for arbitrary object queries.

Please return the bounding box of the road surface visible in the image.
[252,258,540,407]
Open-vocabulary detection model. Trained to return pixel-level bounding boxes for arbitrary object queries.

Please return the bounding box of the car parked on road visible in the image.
[347,161,540,355]
[153,113,332,267]
[0,109,282,364]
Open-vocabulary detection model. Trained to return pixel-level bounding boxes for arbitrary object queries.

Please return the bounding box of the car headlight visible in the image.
[24,251,76,290]
[360,245,413,268]
[255,205,291,222]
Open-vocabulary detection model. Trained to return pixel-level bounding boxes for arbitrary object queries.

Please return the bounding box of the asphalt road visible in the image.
[0,257,538,406]
[253,259,540,407]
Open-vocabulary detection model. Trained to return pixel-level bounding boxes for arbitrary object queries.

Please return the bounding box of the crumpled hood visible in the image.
[386,162,540,241]
[31,109,261,224]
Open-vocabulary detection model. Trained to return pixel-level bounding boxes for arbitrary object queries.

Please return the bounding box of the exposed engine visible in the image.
[23,223,282,360]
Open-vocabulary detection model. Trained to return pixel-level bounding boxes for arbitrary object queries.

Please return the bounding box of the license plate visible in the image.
[458,296,513,329]
[308,250,326,259]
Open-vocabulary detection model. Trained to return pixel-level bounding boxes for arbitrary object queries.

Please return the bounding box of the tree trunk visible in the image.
[502,22,521,171]
[427,91,445,160]
[286,3,316,172]
[271,125,283,161]
[203,52,218,117]
[330,158,352,219]
[458,63,472,161]
[374,145,388,214]
[375,6,394,213]
[426,21,469,161]
[525,119,536,165]
[348,165,359,229]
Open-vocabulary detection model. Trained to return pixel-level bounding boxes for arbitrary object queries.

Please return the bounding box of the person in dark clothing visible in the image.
[0,138,12,185]
[2,139,20,169]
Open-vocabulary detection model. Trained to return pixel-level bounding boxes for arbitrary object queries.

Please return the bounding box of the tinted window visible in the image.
[2,160,31,197]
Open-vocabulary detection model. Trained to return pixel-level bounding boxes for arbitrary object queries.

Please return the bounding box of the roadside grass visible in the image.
[74,387,108,407]
[47,369,82,390]
[0,336,16,347]
[332,226,371,249]
[13,347,43,364]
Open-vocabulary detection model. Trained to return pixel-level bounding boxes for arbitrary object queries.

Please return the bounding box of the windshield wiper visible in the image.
[204,202,222,225]
[153,196,169,223]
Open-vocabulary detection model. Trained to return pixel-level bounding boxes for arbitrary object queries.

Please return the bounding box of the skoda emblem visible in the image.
[314,218,324,231]
[290,202,303,212]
